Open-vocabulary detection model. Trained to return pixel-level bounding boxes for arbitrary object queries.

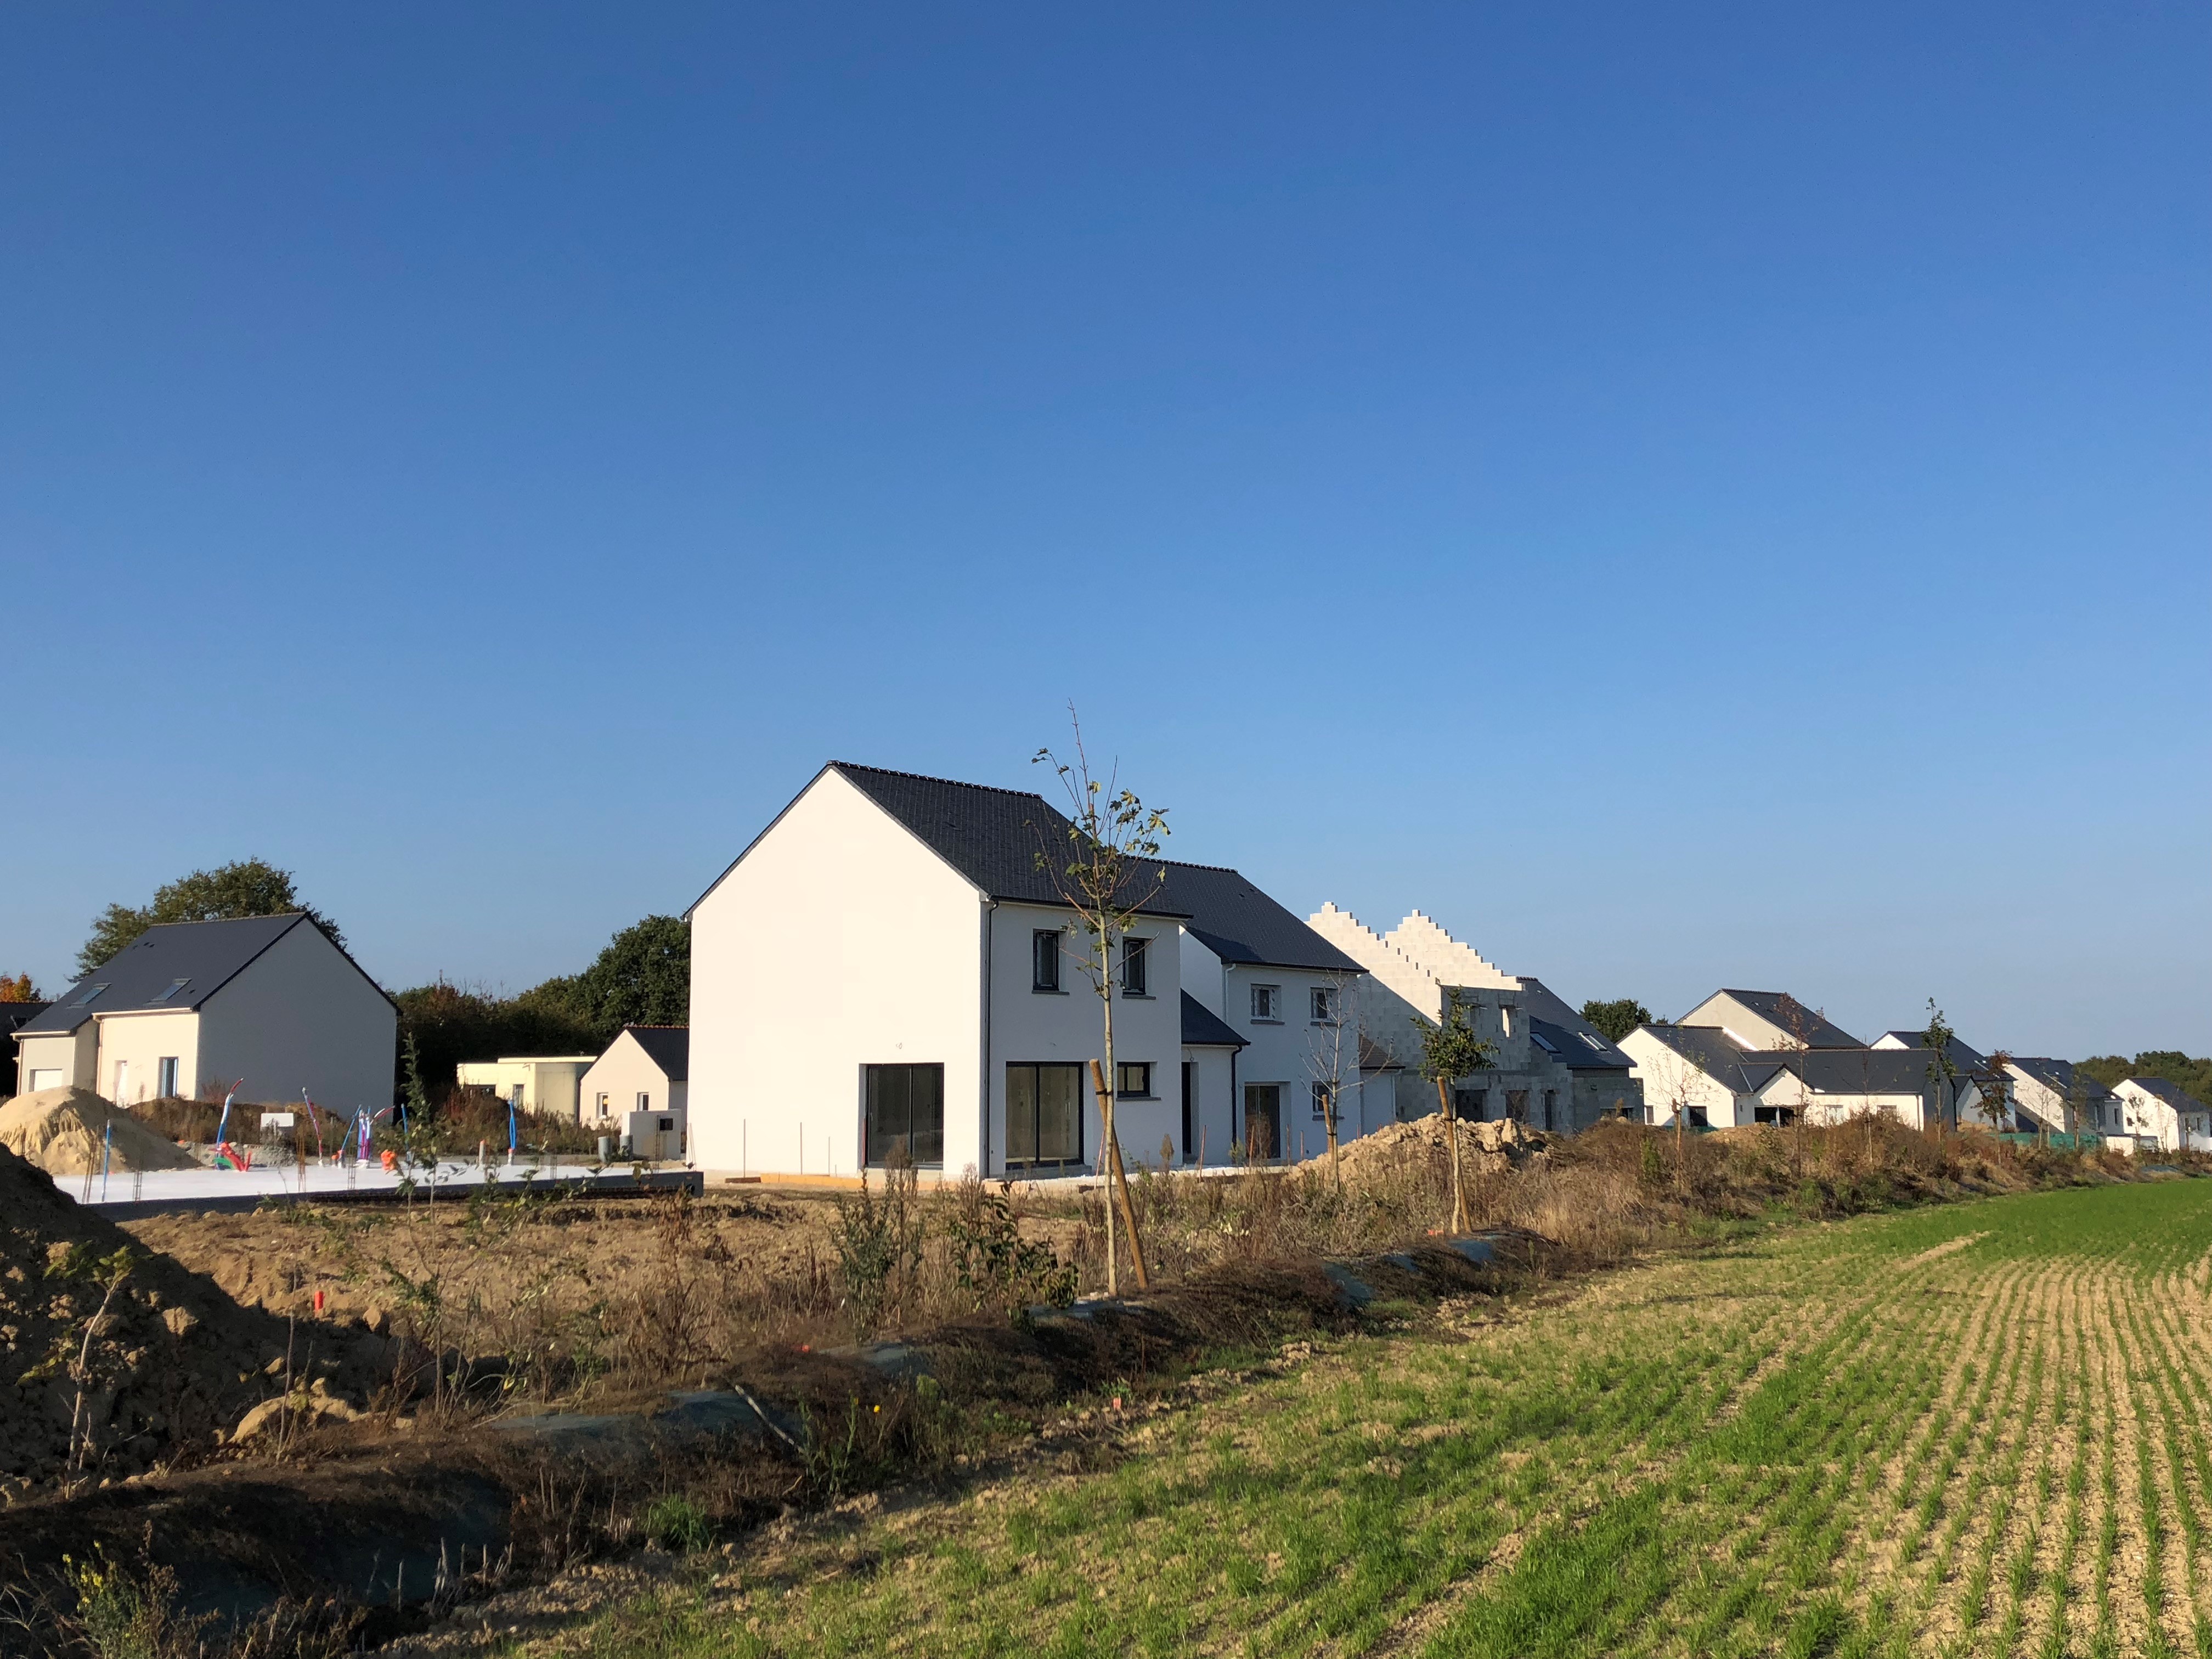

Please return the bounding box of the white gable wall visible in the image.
[580,1032,687,1128]
[1619,1028,1749,1127]
[689,768,985,1176]
[196,923,397,1111]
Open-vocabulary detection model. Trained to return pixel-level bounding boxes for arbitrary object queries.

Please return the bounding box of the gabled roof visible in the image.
[1770,1048,1941,1096]
[1180,993,1246,1050]
[694,763,1190,919]
[615,1025,689,1082]
[15,915,393,1037]
[1156,862,1363,974]
[2122,1075,2208,1111]
[1516,978,1633,1070]
[1692,989,1860,1049]
[693,764,1360,975]
[1876,1029,1990,1074]
[1633,1023,1785,1093]
[2007,1056,2111,1101]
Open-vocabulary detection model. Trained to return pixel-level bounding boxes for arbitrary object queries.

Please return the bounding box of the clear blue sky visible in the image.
[4,4,2205,1059]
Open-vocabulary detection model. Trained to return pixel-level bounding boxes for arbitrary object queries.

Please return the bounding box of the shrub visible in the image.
[642,1495,713,1553]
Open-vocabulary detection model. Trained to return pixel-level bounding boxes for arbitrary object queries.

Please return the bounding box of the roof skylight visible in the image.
[149,978,191,1004]
[73,983,109,1006]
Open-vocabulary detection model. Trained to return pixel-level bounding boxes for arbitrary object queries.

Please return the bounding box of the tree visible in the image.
[1580,998,1651,1043]
[2080,1050,2212,1107]
[1306,971,1361,1185]
[1033,715,1169,1298]
[391,978,600,1109]
[521,915,690,1042]
[77,859,341,977]
[1921,999,1959,1136]
[1979,1050,2015,1132]
[1416,989,1496,1235]
[0,973,42,1003]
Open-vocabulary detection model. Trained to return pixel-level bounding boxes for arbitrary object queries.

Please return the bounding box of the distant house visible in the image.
[580,1026,689,1127]
[1870,1029,1991,1128]
[1622,994,1953,1130]
[2112,1077,2211,1153]
[1303,906,1643,1133]
[685,763,1368,1176]
[2002,1057,2120,1137]
[12,915,396,1110]
[455,1054,596,1121]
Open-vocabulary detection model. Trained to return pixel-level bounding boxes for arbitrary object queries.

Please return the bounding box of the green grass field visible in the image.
[545,1180,2212,1658]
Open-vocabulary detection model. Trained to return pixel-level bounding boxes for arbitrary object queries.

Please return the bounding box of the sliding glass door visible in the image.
[1006,1062,1084,1170]
[864,1063,944,1167]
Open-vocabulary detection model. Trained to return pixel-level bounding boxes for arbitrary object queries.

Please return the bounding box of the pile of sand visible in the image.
[0,1087,201,1175]
[0,1140,386,1493]
[1333,1112,1551,1186]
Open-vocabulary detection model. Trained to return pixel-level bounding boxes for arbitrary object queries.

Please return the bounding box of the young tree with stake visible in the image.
[1032,717,1168,1297]
[1921,999,1959,1137]
[1305,971,1360,1186]
[1416,990,1495,1235]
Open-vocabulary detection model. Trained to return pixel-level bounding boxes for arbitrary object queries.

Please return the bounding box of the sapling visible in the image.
[1415,989,1494,1235]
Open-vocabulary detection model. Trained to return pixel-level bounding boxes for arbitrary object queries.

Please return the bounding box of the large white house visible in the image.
[685,763,1372,1177]
[13,914,397,1111]
[1305,906,1642,1132]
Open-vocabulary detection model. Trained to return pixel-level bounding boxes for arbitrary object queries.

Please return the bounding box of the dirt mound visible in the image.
[1332,1112,1551,1187]
[0,1139,383,1494]
[0,1086,201,1175]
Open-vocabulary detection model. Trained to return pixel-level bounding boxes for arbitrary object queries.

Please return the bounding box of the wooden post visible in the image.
[1091,1059,1150,1291]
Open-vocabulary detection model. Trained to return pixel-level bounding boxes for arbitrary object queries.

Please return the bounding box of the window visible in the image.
[1032,930,1062,992]
[636,1091,652,1112]
[1580,1032,1610,1052]
[1310,986,1337,1023]
[1454,1087,1488,1119]
[595,1092,610,1118]
[1506,1088,1528,1121]
[1116,1061,1153,1098]
[1006,1062,1083,1168]
[149,977,190,1005]
[864,1063,945,1167]
[1181,1063,1195,1163]
[157,1057,179,1098]
[1499,1005,1514,1038]
[1542,1089,1558,1129]
[1250,984,1281,1022]
[73,983,109,1007]
[1121,936,1150,997]
[1312,1081,1333,1121]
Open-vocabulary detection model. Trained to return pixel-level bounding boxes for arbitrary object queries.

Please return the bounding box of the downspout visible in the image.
[979,897,995,1177]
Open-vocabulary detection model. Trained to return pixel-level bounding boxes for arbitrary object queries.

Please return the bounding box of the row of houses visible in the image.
[9,760,2206,1165]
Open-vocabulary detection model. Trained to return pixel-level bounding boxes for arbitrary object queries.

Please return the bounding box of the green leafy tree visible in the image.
[1417,989,1497,1235]
[1921,999,1959,1135]
[2078,1049,2212,1105]
[544,915,691,1039]
[77,859,341,977]
[390,979,600,1109]
[1581,998,1652,1043]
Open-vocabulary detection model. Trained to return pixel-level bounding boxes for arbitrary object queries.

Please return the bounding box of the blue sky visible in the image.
[4,3,2205,1058]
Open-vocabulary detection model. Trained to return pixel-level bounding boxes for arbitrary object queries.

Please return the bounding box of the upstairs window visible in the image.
[1032,930,1062,992]
[1310,986,1338,1023]
[73,983,109,1007]
[1251,984,1281,1022]
[1121,936,1150,997]
[150,978,191,1004]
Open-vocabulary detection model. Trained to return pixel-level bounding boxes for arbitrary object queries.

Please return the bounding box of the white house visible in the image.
[1304,907,1642,1133]
[13,913,396,1111]
[2112,1077,2211,1153]
[685,763,1368,1177]
[455,1054,596,1120]
[1622,993,1951,1130]
[580,1026,689,1126]
[1998,1056,2118,1138]
[1871,1029,1990,1128]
